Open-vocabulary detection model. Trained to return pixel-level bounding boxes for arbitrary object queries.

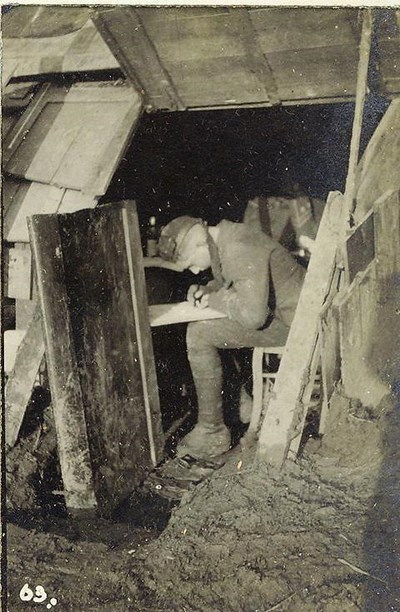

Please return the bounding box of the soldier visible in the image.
[158,206,305,459]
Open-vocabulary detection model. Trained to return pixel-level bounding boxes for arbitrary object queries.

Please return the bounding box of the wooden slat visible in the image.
[257,191,344,467]
[2,177,28,221]
[233,9,280,105]
[5,304,45,448]
[93,7,182,110]
[28,214,97,511]
[3,83,52,168]
[344,9,373,220]
[7,245,32,300]
[121,202,164,465]
[6,182,65,243]
[318,291,341,435]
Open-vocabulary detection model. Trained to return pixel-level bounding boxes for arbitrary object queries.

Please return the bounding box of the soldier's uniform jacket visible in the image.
[206,220,305,330]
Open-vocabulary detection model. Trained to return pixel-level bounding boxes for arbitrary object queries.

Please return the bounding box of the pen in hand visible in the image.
[188,284,209,308]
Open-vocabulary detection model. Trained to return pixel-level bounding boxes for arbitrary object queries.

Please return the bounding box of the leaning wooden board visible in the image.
[28,201,164,515]
[257,191,344,467]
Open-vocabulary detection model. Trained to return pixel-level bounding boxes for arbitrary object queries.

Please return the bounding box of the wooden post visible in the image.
[344,9,373,222]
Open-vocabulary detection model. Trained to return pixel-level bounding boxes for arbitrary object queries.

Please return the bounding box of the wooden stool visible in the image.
[249,346,286,437]
[249,345,322,443]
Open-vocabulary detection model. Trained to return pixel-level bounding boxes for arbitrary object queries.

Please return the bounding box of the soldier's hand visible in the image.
[187,284,205,306]
[195,293,209,309]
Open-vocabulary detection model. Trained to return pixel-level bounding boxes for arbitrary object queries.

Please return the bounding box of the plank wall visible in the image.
[338,190,399,406]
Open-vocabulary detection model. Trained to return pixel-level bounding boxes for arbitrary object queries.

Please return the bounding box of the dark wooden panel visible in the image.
[30,201,163,514]
[346,211,375,284]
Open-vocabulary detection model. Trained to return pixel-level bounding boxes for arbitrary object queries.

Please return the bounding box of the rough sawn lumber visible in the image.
[257,191,344,467]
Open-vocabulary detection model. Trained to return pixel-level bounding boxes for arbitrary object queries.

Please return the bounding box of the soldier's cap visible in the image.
[158,216,204,262]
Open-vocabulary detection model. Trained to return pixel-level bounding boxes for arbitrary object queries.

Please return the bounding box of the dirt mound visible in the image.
[6,391,399,611]
[131,391,400,611]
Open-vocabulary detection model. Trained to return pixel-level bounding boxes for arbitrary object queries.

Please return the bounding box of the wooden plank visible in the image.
[166,56,277,108]
[318,292,341,434]
[81,90,142,195]
[29,201,164,514]
[28,215,97,511]
[344,9,373,220]
[7,82,142,195]
[250,7,358,54]
[57,189,97,214]
[3,83,52,168]
[121,202,164,465]
[2,177,28,221]
[266,45,359,101]
[233,8,280,105]
[5,304,45,448]
[138,7,357,61]
[21,101,82,184]
[1,59,18,87]
[4,330,27,375]
[16,298,37,330]
[7,245,32,300]
[257,191,344,467]
[374,192,400,292]
[57,201,163,506]
[6,182,65,243]
[141,12,253,63]
[355,99,400,222]
[288,335,322,458]
[93,7,183,110]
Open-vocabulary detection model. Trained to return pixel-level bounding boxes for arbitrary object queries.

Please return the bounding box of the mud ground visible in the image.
[5,389,400,612]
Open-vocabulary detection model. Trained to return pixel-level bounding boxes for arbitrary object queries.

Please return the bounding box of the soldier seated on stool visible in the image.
[158,206,305,459]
